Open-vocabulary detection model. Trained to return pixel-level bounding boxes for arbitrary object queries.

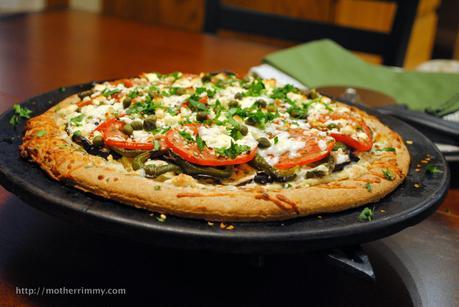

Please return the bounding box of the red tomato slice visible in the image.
[76,100,93,108]
[311,113,373,152]
[92,118,166,150]
[112,79,134,88]
[165,125,257,166]
[330,121,373,151]
[275,129,335,169]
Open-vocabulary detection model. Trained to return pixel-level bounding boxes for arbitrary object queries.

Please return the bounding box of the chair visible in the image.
[203,0,419,67]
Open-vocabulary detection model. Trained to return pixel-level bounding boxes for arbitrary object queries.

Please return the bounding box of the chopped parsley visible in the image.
[425,164,442,175]
[243,78,265,97]
[9,104,32,126]
[187,94,208,112]
[36,130,47,137]
[196,135,205,151]
[274,136,279,144]
[127,88,141,99]
[378,147,396,152]
[126,95,158,115]
[102,88,121,97]
[153,140,161,151]
[287,103,309,119]
[270,84,298,100]
[215,141,250,159]
[178,130,195,143]
[365,182,372,192]
[70,114,84,126]
[382,168,395,181]
[358,207,374,222]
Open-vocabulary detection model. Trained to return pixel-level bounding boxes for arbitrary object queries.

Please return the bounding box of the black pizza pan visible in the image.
[0,83,450,254]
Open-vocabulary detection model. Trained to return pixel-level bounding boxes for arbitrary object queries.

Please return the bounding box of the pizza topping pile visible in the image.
[61,72,376,186]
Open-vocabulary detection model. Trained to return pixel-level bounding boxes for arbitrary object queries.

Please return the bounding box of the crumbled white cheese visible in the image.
[198,126,232,149]
[258,132,305,165]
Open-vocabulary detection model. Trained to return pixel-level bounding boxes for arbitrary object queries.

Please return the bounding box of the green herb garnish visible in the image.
[243,78,265,97]
[178,130,195,143]
[358,207,374,222]
[70,114,84,126]
[425,164,442,175]
[274,136,279,144]
[382,168,395,181]
[378,147,396,152]
[196,135,205,152]
[270,84,298,100]
[9,104,32,126]
[36,130,47,137]
[215,141,250,159]
[365,182,372,192]
[102,88,121,97]
[153,140,160,151]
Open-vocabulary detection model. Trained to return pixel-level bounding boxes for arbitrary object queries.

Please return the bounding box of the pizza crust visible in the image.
[19,95,410,222]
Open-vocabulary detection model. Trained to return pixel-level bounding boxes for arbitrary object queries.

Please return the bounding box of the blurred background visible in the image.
[0,0,458,69]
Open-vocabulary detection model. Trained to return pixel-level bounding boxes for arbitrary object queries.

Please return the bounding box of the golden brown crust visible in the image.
[19,95,410,222]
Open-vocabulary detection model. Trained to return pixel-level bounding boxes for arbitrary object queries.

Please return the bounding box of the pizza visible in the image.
[19,72,410,221]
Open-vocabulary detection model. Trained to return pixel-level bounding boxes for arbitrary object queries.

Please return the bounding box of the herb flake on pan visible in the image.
[10,104,32,126]
[425,164,442,175]
[358,207,374,222]
[382,168,394,181]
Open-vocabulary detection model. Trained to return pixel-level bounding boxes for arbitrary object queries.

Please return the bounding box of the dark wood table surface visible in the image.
[0,10,458,307]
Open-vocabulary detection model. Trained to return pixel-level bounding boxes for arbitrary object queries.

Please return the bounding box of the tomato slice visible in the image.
[310,113,373,152]
[165,125,257,166]
[330,121,373,151]
[275,129,335,169]
[92,118,166,150]
[112,79,134,88]
[76,100,93,108]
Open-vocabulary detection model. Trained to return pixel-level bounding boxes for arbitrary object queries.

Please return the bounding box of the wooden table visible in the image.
[0,10,458,306]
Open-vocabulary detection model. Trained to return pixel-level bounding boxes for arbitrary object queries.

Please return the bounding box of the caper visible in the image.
[234,92,243,100]
[239,125,248,136]
[123,98,132,109]
[122,123,133,135]
[78,89,94,100]
[131,120,143,130]
[333,142,349,151]
[228,100,239,108]
[143,116,156,131]
[309,89,320,99]
[201,74,211,83]
[256,99,267,108]
[266,104,277,113]
[196,112,208,122]
[175,87,186,95]
[257,137,271,148]
[92,135,104,147]
[245,117,257,126]
[289,109,300,118]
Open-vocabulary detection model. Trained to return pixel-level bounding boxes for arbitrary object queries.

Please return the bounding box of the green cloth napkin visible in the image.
[264,39,459,116]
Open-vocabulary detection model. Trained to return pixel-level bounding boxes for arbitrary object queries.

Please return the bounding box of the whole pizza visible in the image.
[19,72,410,221]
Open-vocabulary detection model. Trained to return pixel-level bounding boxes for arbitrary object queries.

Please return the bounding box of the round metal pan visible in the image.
[0,83,450,254]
